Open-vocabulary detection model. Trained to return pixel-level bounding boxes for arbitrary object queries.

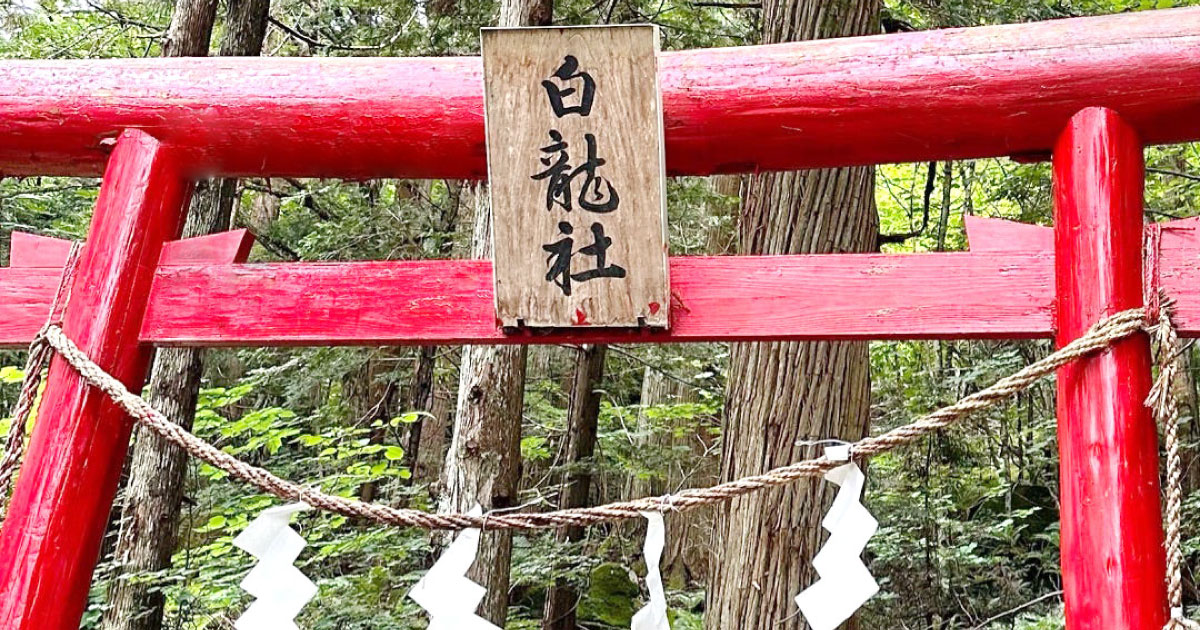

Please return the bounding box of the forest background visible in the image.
[1,0,1198,629]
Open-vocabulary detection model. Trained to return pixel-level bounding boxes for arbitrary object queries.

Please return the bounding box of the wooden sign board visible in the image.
[482,25,669,328]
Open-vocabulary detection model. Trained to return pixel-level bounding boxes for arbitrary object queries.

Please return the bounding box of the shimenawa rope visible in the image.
[0,254,1194,625]
[1148,304,1200,630]
[0,242,83,514]
[24,308,1148,530]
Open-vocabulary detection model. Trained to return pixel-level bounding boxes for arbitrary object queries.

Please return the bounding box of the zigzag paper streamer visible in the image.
[408,505,501,630]
[233,503,317,630]
[631,511,670,630]
[794,447,879,630]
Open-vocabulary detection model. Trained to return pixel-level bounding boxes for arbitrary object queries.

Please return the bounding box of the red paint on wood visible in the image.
[8,229,253,267]
[963,216,1053,252]
[0,130,193,630]
[0,230,255,347]
[3,8,1200,178]
[960,215,1200,336]
[10,219,1200,348]
[1159,217,1200,333]
[0,268,60,347]
[9,231,74,268]
[1052,107,1167,630]
[159,229,255,265]
[131,253,1055,347]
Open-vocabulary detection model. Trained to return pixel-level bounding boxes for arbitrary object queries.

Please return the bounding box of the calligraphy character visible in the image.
[541,55,596,117]
[542,222,627,296]
[543,221,576,296]
[531,131,620,213]
[571,222,626,283]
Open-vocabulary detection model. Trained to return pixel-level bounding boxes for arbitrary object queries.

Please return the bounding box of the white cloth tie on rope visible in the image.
[408,505,501,630]
[233,503,317,630]
[794,447,879,630]
[632,511,671,630]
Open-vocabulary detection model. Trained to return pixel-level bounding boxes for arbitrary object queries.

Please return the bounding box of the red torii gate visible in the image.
[2,7,1200,630]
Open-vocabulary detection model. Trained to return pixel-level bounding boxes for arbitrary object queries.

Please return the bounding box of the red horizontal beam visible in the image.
[9,229,254,268]
[6,218,1197,348]
[965,216,1200,335]
[4,8,1200,178]
[0,252,1054,349]
[0,230,254,347]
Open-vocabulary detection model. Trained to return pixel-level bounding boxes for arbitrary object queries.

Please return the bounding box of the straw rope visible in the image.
[0,243,83,516]
[1148,303,1200,630]
[2,268,1195,623]
[21,307,1146,531]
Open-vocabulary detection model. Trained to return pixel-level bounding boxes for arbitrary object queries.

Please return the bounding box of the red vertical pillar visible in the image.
[1053,107,1167,630]
[0,130,191,630]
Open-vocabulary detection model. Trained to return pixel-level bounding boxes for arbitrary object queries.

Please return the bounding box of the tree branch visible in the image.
[1148,167,1200,183]
[879,160,936,245]
[267,16,403,51]
[689,1,762,8]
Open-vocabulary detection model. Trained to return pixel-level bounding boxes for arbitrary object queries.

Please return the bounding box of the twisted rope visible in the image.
[1148,303,1200,630]
[0,243,83,516]
[32,306,1148,531]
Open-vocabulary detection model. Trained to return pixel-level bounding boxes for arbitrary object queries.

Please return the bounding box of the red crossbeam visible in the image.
[1,251,1053,348]
[6,218,1199,349]
[3,8,1200,178]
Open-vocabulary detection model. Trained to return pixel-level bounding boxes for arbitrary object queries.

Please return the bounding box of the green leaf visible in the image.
[0,366,25,384]
[200,515,228,532]
[384,446,406,461]
[390,411,428,426]
[298,434,327,446]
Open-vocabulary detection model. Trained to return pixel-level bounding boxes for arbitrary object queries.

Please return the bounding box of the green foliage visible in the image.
[0,366,23,384]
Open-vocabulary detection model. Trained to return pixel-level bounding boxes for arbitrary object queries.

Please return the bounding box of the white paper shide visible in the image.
[631,511,671,630]
[408,505,501,630]
[233,503,318,630]
[794,447,879,630]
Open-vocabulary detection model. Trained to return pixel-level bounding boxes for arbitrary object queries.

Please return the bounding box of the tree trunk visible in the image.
[436,0,551,624]
[499,0,553,31]
[159,0,217,58]
[626,367,714,587]
[705,2,880,628]
[102,4,270,630]
[542,344,606,630]
[220,0,271,57]
[439,184,530,625]
[346,351,401,504]
[415,388,453,487]
[403,345,438,486]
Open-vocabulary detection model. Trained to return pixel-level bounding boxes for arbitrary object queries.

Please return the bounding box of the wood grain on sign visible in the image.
[482,25,668,328]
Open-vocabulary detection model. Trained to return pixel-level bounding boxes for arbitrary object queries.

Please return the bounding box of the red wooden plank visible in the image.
[134,253,1055,347]
[9,232,73,268]
[1052,107,1167,630]
[0,268,59,347]
[8,219,1200,348]
[964,216,1052,252]
[8,229,253,267]
[0,230,256,346]
[159,229,254,265]
[1157,217,1200,334]
[961,215,1200,336]
[3,8,1200,178]
[0,130,193,630]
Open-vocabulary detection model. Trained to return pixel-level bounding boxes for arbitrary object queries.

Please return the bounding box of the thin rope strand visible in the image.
[1148,303,1200,630]
[35,307,1148,531]
[0,243,83,517]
